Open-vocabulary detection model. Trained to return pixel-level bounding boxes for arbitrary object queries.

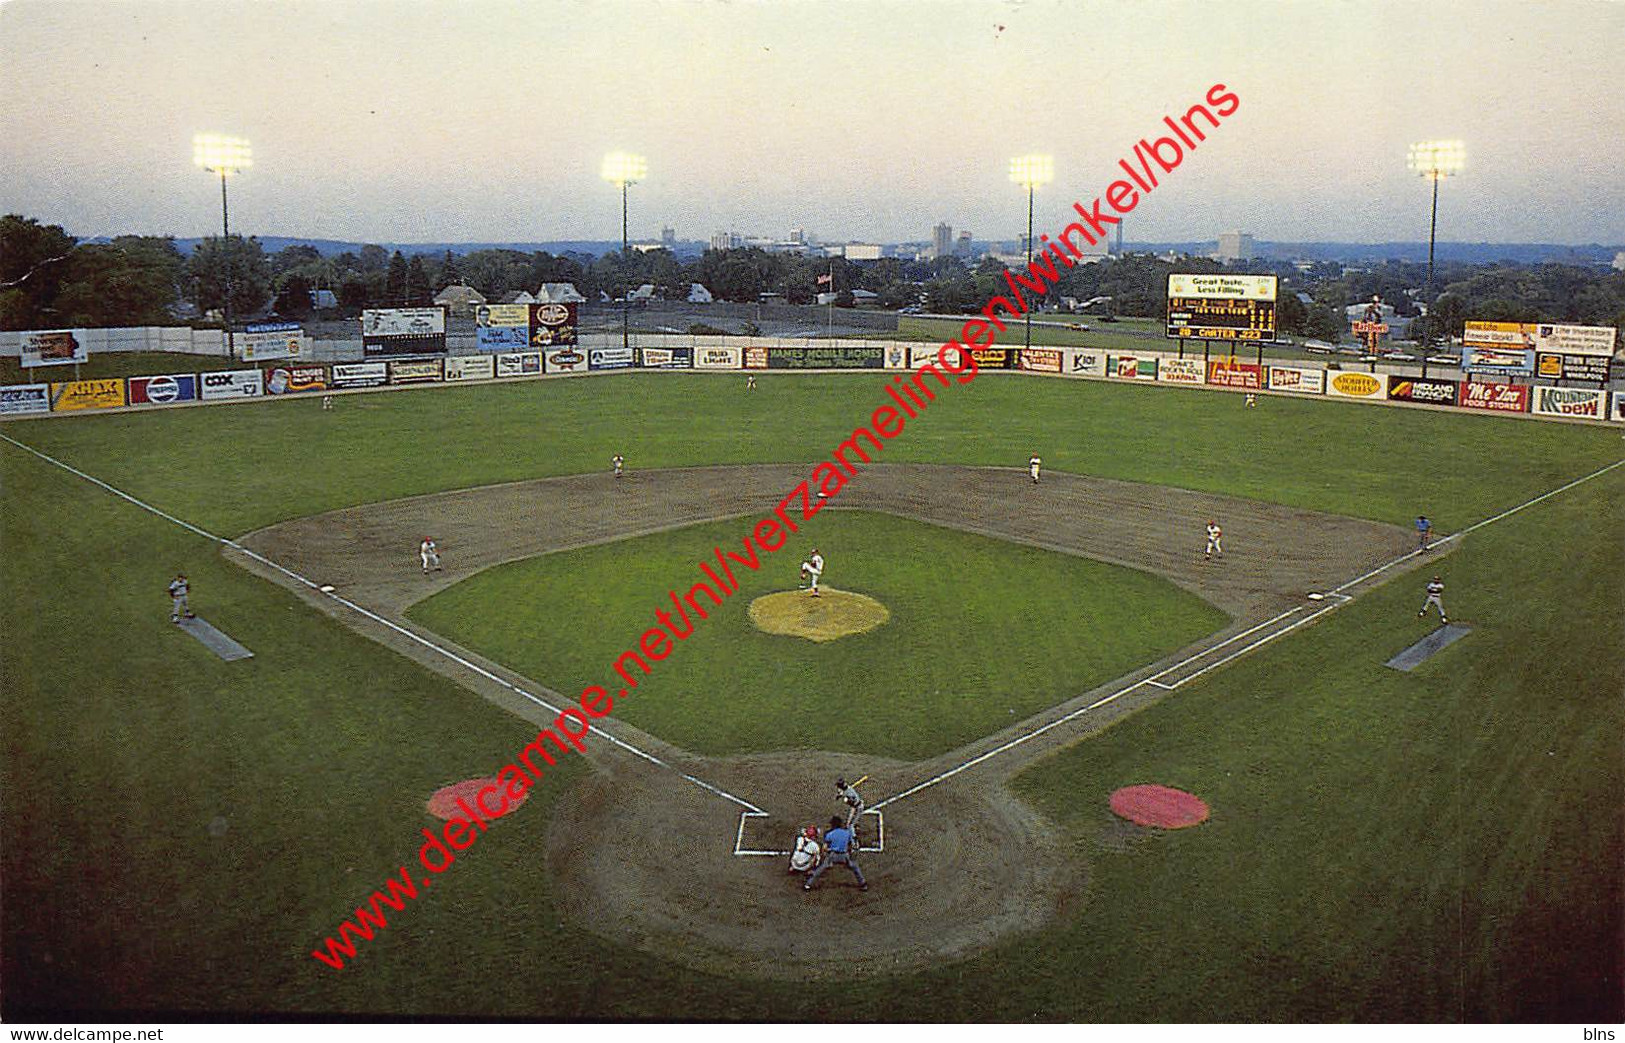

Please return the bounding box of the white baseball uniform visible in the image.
[1205,523,1223,558]
[1029,455,1042,483]
[420,539,441,573]
[804,551,824,594]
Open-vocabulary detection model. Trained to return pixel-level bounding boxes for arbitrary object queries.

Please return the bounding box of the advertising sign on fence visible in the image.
[1325,370,1387,400]
[908,346,942,368]
[476,304,531,328]
[444,355,495,381]
[1066,350,1107,377]
[1266,365,1326,395]
[0,384,51,414]
[1112,356,1158,380]
[48,379,125,411]
[388,359,444,384]
[1458,380,1529,413]
[1387,376,1458,406]
[242,322,302,362]
[639,347,693,369]
[1611,393,1625,423]
[330,362,388,388]
[1530,386,1607,419]
[1206,359,1264,389]
[19,329,89,368]
[362,307,448,357]
[767,346,883,369]
[544,348,588,373]
[495,352,543,377]
[883,345,909,370]
[1157,357,1205,384]
[1535,353,1611,382]
[199,369,264,400]
[476,327,529,352]
[968,348,1013,369]
[265,365,327,394]
[1018,349,1063,373]
[530,303,579,347]
[694,346,742,370]
[588,347,635,371]
[127,374,199,406]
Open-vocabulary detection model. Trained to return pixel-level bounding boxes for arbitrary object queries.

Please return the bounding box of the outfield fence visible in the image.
[2,330,1622,426]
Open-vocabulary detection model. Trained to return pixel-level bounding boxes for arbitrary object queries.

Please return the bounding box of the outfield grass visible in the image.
[2,374,1620,1020]
[409,511,1226,759]
[0,350,244,386]
[4,374,1617,538]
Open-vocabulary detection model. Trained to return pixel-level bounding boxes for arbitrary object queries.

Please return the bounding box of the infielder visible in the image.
[419,537,442,574]
[801,549,824,596]
[1415,515,1432,553]
[1028,453,1042,484]
[1418,575,1448,624]
[167,573,194,623]
[802,816,867,893]
[1205,520,1223,560]
[612,453,624,479]
[835,776,866,832]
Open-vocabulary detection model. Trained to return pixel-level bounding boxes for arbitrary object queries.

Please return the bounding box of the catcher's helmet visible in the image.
[803,825,819,839]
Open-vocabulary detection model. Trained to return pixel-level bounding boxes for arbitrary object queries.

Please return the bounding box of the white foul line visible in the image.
[0,430,766,817]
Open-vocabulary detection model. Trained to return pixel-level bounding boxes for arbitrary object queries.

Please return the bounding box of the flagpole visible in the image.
[826,262,834,340]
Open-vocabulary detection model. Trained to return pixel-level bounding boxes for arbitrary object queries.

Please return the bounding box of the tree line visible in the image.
[4,213,1621,342]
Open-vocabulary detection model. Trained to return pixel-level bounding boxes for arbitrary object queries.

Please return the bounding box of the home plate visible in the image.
[1385,624,1472,672]
[177,616,254,661]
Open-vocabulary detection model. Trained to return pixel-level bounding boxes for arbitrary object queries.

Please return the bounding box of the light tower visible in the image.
[1009,155,1054,353]
[601,152,648,353]
[1406,139,1465,339]
[192,134,253,357]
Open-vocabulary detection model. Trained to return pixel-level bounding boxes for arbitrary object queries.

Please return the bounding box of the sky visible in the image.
[2,0,1623,247]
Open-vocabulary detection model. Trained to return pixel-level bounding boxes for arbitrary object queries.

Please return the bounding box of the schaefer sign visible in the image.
[1166,273,1277,342]
[1326,371,1387,400]
[1458,380,1528,413]
[49,379,125,411]
[362,307,448,357]
[242,322,302,362]
[128,374,199,405]
[1387,376,1458,405]
[20,329,90,367]
[200,369,264,400]
[1530,386,1606,419]
[530,303,579,347]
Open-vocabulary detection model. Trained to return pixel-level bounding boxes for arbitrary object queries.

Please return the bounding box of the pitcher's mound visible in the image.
[1109,784,1209,828]
[748,589,890,642]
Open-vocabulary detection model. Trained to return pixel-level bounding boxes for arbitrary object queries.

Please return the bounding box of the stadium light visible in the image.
[193,134,253,358]
[601,152,647,353]
[1407,140,1465,345]
[1009,155,1054,352]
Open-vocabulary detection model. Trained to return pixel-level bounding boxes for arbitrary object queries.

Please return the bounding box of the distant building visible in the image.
[500,290,536,305]
[1614,251,1625,272]
[710,231,743,251]
[308,288,338,310]
[851,288,879,307]
[843,243,883,261]
[956,231,973,258]
[433,283,486,317]
[628,283,656,301]
[788,228,807,245]
[661,226,676,247]
[932,222,953,259]
[536,282,586,304]
[687,283,713,304]
[1215,231,1257,261]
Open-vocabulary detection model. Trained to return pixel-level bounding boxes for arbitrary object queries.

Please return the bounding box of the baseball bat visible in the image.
[852,774,869,788]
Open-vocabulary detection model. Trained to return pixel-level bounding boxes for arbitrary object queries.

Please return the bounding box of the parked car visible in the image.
[1426,355,1460,366]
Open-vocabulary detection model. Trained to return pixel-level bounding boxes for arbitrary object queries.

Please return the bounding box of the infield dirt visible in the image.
[236,463,1419,978]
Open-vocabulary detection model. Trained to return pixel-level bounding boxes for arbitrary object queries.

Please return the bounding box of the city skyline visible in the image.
[3,0,1623,246]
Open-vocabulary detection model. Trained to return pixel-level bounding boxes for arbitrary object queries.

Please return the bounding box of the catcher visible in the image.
[788,824,823,875]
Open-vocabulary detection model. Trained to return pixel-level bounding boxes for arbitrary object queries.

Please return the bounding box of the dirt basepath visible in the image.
[234,464,1417,977]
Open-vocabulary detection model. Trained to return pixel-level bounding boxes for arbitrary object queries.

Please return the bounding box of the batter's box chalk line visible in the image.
[734,808,885,857]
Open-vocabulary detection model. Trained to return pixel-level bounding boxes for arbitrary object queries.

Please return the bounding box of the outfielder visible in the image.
[801,549,824,596]
[1205,520,1223,560]
[1028,453,1042,484]
[420,537,442,574]
[167,573,194,623]
[612,453,624,479]
[802,816,867,893]
[1418,575,1448,624]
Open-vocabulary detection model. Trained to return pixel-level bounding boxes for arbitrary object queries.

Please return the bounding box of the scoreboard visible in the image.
[1166,273,1278,342]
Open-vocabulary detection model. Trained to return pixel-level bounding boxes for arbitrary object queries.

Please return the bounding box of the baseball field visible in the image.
[1,370,1620,1021]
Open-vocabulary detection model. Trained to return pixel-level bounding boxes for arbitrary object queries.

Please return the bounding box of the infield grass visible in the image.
[409,510,1227,759]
